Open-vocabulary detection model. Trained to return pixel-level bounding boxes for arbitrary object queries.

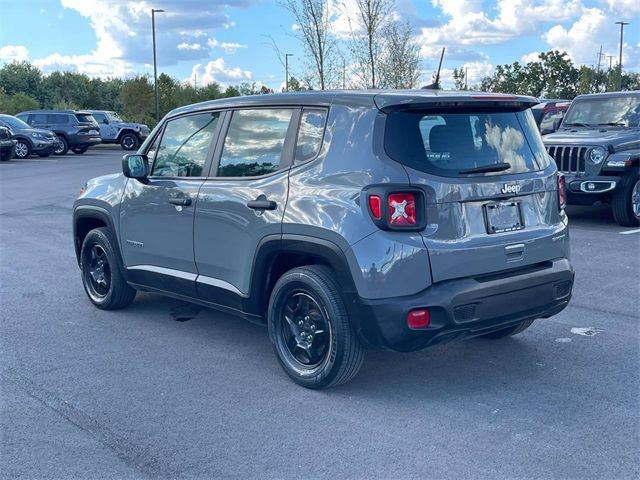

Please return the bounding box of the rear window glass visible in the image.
[295,108,327,162]
[384,109,550,176]
[75,114,96,124]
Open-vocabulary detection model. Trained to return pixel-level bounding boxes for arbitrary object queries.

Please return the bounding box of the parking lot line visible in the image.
[620,228,640,235]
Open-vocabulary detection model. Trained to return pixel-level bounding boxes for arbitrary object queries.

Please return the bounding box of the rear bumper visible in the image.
[346,258,574,352]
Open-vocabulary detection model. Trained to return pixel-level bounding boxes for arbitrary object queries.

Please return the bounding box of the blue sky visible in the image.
[0,0,638,90]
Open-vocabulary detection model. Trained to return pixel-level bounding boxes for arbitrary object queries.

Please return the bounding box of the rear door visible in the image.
[384,105,568,283]
[194,107,298,305]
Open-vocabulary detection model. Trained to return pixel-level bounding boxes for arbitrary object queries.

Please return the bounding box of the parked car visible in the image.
[0,125,17,161]
[0,114,59,159]
[73,91,574,388]
[543,91,640,227]
[88,110,150,151]
[531,99,571,135]
[16,110,101,155]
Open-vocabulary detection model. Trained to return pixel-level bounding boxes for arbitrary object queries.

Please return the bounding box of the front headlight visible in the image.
[31,132,46,140]
[589,146,606,164]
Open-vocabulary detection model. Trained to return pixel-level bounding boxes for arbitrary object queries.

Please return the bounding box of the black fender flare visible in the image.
[72,205,125,274]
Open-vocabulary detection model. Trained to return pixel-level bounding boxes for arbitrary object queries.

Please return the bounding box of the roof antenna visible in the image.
[422,47,445,90]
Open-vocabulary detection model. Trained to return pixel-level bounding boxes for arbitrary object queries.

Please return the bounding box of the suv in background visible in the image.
[0,125,16,161]
[0,114,59,159]
[89,110,150,151]
[543,91,640,226]
[531,99,571,135]
[16,110,101,155]
[73,91,574,388]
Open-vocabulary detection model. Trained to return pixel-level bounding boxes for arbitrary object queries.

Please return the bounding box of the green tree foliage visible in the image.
[478,50,639,99]
[0,61,43,100]
[119,75,154,125]
[0,91,40,115]
[452,68,466,90]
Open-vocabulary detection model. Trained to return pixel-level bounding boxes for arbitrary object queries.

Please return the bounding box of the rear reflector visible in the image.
[368,195,382,220]
[407,309,430,329]
[558,174,566,210]
[388,193,416,226]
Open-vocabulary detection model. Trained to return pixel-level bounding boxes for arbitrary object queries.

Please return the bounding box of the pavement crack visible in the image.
[2,370,182,480]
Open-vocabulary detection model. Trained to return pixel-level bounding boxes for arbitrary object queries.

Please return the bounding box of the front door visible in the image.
[194,108,299,309]
[119,111,222,297]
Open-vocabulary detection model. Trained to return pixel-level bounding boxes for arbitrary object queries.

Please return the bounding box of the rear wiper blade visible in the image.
[459,162,511,174]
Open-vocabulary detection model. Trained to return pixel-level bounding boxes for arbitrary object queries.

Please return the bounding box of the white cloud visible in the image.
[607,0,640,15]
[207,38,247,54]
[543,7,639,68]
[188,58,252,86]
[0,45,29,63]
[178,42,206,51]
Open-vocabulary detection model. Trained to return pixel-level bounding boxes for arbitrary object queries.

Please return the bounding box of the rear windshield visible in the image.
[75,113,97,124]
[384,109,550,177]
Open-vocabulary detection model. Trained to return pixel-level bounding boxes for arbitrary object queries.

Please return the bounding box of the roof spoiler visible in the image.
[374,94,539,114]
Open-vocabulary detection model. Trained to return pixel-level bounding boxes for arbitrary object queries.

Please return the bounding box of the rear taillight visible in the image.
[388,193,416,226]
[558,174,566,210]
[368,195,382,220]
[367,190,423,230]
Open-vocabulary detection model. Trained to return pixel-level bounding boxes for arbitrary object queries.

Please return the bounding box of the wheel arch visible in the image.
[12,135,34,147]
[246,234,358,319]
[116,129,138,142]
[73,206,124,270]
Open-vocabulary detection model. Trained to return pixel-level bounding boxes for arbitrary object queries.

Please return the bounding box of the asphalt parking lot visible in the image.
[1,148,638,480]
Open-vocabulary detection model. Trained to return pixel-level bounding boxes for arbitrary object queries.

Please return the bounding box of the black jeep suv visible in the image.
[543,91,640,226]
[16,110,101,155]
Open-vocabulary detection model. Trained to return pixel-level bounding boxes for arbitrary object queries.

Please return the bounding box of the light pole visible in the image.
[285,53,293,92]
[152,8,165,122]
[615,20,629,91]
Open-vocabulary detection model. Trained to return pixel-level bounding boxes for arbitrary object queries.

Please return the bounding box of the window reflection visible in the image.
[296,109,327,162]
[152,113,219,178]
[218,109,293,177]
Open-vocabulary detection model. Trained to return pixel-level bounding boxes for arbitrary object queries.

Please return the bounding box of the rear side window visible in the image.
[47,114,69,124]
[152,112,220,178]
[74,113,96,124]
[385,110,550,176]
[218,108,293,177]
[295,108,327,162]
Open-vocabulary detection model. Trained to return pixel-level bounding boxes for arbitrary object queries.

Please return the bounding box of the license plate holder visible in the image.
[484,201,524,234]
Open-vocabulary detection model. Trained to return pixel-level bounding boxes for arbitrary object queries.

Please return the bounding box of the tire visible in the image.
[268,265,365,389]
[612,174,640,227]
[120,133,139,151]
[71,146,89,154]
[54,136,68,155]
[13,140,31,159]
[80,227,136,310]
[480,319,535,339]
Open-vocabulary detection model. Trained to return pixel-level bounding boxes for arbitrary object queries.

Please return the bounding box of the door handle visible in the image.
[247,197,277,210]
[169,197,192,206]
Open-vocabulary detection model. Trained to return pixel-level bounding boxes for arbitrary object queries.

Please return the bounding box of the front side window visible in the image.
[92,112,107,123]
[385,109,550,177]
[30,114,48,125]
[295,108,327,162]
[151,112,219,178]
[218,109,293,177]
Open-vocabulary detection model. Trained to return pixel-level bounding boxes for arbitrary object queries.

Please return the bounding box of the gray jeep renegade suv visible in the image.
[73,91,574,388]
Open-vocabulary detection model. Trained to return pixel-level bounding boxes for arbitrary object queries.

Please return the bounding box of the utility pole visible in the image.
[343,57,346,89]
[284,53,293,92]
[607,55,614,70]
[151,8,165,122]
[596,45,604,71]
[615,21,629,90]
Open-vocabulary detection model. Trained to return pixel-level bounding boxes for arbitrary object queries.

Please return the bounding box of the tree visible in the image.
[349,0,393,89]
[378,21,421,89]
[287,76,305,91]
[452,68,466,90]
[119,75,154,125]
[280,0,336,89]
[0,62,43,100]
[0,92,40,115]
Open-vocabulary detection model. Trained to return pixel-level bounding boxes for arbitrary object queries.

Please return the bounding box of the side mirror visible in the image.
[103,118,109,125]
[122,154,149,180]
